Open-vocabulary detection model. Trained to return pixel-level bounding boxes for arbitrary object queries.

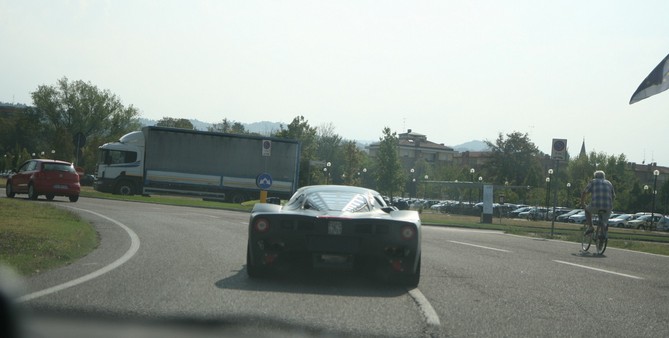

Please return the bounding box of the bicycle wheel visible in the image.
[581,225,592,252]
[595,225,608,255]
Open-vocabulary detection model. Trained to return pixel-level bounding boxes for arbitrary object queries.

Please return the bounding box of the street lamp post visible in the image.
[424,175,429,199]
[545,178,551,220]
[323,161,331,184]
[469,168,475,205]
[478,176,483,202]
[651,169,660,229]
[566,182,571,208]
[410,168,415,199]
[546,169,553,220]
[362,168,367,187]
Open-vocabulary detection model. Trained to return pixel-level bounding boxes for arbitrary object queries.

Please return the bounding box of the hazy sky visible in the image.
[2,0,668,165]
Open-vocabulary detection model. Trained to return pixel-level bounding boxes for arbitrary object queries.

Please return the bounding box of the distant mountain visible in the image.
[451,140,490,152]
[137,118,489,153]
[138,118,283,136]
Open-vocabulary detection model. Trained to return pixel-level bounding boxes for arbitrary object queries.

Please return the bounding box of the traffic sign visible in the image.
[262,140,272,156]
[551,139,567,161]
[256,173,273,190]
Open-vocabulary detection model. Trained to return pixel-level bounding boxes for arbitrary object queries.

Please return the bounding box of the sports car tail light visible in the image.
[400,225,416,240]
[390,259,404,272]
[253,218,270,233]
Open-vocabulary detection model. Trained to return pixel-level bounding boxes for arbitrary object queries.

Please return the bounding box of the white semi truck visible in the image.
[94,126,300,203]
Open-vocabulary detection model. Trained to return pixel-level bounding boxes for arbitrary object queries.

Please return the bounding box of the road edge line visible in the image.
[408,288,441,332]
[17,207,140,302]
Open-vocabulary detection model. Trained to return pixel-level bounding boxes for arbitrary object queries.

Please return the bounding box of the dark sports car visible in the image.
[246,185,421,287]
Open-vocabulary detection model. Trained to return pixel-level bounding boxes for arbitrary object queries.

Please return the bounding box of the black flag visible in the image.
[629,53,669,104]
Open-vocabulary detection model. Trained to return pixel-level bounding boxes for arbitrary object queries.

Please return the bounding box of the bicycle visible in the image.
[581,209,609,255]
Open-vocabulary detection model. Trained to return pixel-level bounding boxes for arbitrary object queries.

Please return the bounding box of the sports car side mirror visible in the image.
[381,206,397,213]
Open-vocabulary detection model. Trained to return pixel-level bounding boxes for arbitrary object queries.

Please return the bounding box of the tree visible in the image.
[0,106,43,168]
[375,127,404,202]
[483,131,543,187]
[315,123,343,183]
[208,118,248,134]
[30,77,140,167]
[274,116,318,187]
[340,141,364,186]
[156,117,194,130]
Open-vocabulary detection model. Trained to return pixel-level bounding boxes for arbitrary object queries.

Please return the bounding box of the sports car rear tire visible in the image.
[396,257,421,289]
[246,244,267,278]
[401,256,421,288]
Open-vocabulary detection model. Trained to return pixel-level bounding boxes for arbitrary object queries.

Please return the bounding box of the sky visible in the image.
[1,0,668,165]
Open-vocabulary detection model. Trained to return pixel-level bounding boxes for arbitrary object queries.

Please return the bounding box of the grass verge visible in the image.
[78,186,254,211]
[0,198,98,276]
[420,211,669,256]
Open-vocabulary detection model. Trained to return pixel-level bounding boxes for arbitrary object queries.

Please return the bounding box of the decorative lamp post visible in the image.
[410,168,415,198]
[478,176,483,202]
[323,161,331,184]
[51,149,55,159]
[546,169,553,220]
[424,175,429,199]
[566,182,571,208]
[545,177,551,220]
[362,168,367,187]
[469,168,475,205]
[651,169,660,229]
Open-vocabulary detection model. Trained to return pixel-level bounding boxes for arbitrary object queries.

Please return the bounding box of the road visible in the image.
[8,196,669,337]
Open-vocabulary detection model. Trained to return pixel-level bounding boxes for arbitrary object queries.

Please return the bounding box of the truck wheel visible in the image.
[115,181,135,195]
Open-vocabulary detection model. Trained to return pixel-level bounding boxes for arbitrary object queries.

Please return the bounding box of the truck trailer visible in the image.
[94,126,300,203]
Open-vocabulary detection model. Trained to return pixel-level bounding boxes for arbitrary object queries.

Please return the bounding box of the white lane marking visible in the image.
[17,207,141,302]
[408,288,441,330]
[448,240,511,253]
[553,260,644,280]
[183,213,219,219]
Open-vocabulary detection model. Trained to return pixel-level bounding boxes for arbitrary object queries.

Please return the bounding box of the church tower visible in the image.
[579,138,587,159]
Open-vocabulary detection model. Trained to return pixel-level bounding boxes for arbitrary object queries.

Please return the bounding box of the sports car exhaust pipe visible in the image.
[385,246,409,257]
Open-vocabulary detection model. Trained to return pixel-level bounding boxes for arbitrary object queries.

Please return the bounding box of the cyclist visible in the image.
[580,170,616,237]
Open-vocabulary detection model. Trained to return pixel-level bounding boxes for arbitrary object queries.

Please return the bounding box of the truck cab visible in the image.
[94,131,145,195]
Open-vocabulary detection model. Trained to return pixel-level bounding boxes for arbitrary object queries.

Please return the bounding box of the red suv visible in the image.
[5,159,81,202]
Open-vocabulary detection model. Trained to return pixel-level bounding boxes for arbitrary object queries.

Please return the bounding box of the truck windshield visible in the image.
[100,149,137,165]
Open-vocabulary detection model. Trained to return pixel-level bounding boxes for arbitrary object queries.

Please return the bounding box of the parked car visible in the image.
[628,214,665,230]
[79,174,96,186]
[509,206,532,218]
[568,211,588,224]
[546,207,571,220]
[556,209,583,222]
[655,216,669,231]
[5,159,81,202]
[246,185,421,287]
[608,214,634,228]
[518,207,547,220]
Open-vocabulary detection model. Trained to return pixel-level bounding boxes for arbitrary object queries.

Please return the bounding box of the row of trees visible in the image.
[2,78,666,214]
[1,77,141,173]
